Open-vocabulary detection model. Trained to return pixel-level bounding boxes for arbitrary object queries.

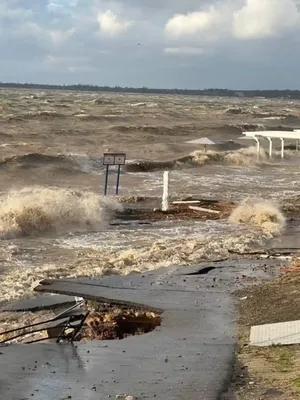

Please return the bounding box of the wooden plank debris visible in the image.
[189,206,221,214]
[172,201,201,205]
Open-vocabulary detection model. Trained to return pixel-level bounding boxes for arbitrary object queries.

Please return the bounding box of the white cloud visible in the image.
[165,6,225,38]
[97,10,132,36]
[164,47,204,55]
[2,0,300,89]
[165,0,300,43]
[233,0,300,39]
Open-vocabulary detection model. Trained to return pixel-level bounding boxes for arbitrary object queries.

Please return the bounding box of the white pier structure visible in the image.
[242,130,300,160]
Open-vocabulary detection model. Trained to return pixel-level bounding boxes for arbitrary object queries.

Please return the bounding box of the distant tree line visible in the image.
[1,82,300,99]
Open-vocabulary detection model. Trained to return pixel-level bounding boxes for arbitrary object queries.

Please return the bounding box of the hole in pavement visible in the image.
[79,301,162,341]
[186,266,216,276]
[0,300,162,344]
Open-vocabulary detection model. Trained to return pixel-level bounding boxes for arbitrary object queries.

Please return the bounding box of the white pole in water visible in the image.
[162,171,169,211]
[254,136,260,161]
[280,138,285,159]
[267,137,273,159]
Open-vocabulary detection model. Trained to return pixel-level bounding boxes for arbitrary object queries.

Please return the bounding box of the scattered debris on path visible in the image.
[118,199,235,221]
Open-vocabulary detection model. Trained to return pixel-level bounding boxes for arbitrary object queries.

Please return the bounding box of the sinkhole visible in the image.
[79,301,162,341]
[0,300,162,345]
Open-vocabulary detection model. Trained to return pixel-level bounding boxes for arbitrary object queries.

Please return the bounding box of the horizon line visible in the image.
[1,82,300,94]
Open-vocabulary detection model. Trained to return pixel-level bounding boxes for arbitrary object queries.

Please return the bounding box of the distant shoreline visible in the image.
[1,82,300,99]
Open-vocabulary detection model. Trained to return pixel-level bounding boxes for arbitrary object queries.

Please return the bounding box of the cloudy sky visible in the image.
[1,0,300,89]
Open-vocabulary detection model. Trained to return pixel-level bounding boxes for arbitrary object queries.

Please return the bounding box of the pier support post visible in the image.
[297,139,299,152]
[280,138,285,159]
[267,137,273,159]
[162,171,169,211]
[254,136,260,161]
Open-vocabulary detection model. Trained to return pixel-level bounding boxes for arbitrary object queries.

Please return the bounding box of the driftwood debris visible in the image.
[116,199,234,222]
[173,200,201,205]
[189,206,221,214]
[228,248,300,258]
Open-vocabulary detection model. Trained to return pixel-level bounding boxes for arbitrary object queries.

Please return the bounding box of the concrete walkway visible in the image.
[0,260,280,400]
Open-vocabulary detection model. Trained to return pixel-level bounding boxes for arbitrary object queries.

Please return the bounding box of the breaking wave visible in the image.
[0,230,270,301]
[0,187,122,239]
[111,123,285,136]
[0,142,295,176]
[126,146,268,172]
[0,153,72,167]
[229,199,285,236]
[0,198,285,301]
[0,153,102,175]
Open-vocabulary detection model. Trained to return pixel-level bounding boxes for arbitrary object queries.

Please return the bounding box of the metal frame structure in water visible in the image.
[243,130,300,160]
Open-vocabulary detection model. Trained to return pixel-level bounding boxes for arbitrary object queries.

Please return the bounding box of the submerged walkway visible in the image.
[0,259,281,400]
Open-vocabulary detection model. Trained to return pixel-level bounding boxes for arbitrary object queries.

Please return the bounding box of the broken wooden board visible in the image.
[189,205,221,214]
[181,198,222,205]
[173,200,201,205]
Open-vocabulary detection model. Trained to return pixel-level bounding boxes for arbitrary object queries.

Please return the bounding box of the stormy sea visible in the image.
[1,88,300,303]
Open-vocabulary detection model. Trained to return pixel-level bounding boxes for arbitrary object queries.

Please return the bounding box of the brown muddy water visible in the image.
[1,88,300,303]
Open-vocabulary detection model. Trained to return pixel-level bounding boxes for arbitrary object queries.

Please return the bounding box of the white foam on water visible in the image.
[0,187,122,239]
[0,199,285,301]
[229,199,285,236]
[58,219,231,251]
[131,161,300,200]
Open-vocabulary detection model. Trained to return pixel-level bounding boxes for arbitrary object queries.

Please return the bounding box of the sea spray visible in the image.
[0,187,122,238]
[223,146,268,166]
[229,199,285,236]
[126,146,269,172]
[0,197,286,301]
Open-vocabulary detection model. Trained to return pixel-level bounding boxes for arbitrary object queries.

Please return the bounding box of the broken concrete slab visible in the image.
[35,259,283,302]
[250,320,300,346]
[0,264,238,400]
[0,294,77,313]
[0,259,286,400]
